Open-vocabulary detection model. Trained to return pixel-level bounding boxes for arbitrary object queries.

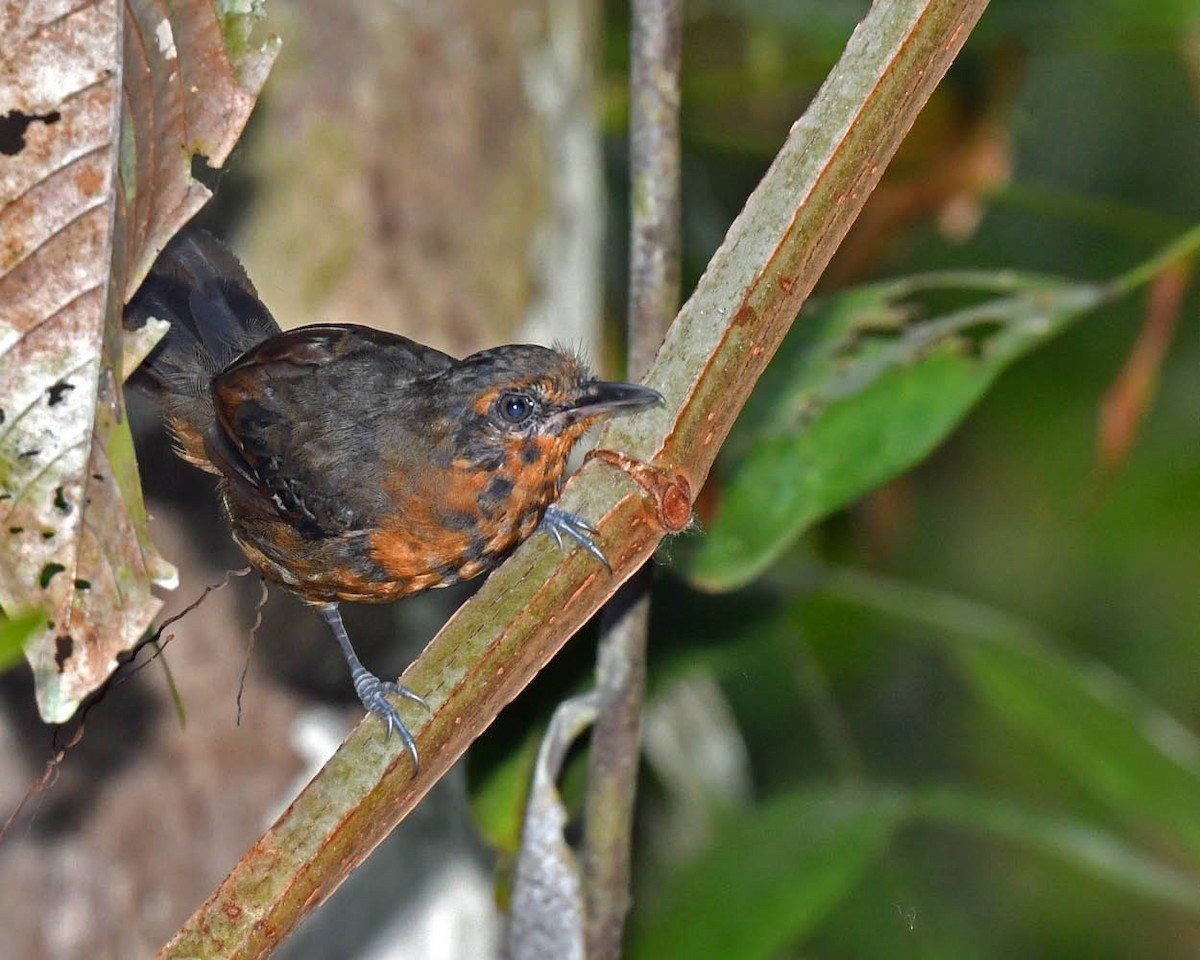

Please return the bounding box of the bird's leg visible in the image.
[539,504,611,572]
[317,602,427,768]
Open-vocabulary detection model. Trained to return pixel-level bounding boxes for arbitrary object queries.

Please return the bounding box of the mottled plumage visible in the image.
[125,229,661,766]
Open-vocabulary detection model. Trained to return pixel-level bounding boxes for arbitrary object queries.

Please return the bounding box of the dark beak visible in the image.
[557,380,664,427]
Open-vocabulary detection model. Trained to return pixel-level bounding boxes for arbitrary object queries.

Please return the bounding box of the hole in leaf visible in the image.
[53,486,69,513]
[191,151,221,188]
[40,562,66,588]
[54,634,73,670]
[19,449,40,459]
[74,579,91,591]
[0,110,62,156]
[41,530,55,539]
[8,526,23,534]
[46,380,75,406]
[956,320,1004,360]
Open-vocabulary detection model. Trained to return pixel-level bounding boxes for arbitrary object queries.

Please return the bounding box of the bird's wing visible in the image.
[210,325,456,537]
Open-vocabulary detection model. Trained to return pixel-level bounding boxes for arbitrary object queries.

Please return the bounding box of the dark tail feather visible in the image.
[125,228,281,393]
[124,228,281,470]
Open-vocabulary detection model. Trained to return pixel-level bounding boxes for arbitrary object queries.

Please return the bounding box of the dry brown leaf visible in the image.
[0,0,277,722]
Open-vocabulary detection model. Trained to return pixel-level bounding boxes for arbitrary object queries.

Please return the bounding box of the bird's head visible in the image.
[439,345,663,475]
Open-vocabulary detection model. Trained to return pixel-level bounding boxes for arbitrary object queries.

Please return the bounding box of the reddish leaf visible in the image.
[1095,261,1191,482]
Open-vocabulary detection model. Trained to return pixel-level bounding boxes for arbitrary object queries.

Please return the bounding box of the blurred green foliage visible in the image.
[0,612,42,675]
[584,1,1200,957]
[691,271,1117,591]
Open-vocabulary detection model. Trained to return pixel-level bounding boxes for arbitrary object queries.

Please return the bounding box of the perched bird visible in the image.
[124,229,662,766]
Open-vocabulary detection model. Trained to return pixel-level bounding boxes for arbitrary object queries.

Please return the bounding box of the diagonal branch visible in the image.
[158,1,989,956]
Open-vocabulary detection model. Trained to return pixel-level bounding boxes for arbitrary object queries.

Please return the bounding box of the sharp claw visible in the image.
[576,533,612,573]
[320,603,424,770]
[380,679,431,712]
[351,667,423,770]
[539,505,611,572]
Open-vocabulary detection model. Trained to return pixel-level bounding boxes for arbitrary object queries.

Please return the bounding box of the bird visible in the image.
[123,228,663,767]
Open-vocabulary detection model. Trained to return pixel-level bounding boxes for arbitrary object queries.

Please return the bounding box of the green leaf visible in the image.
[0,611,44,674]
[628,781,1200,959]
[627,787,905,960]
[914,788,1200,917]
[822,570,1200,860]
[470,726,541,856]
[690,273,1109,592]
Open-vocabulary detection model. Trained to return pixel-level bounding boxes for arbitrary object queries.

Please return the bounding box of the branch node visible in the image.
[586,448,692,532]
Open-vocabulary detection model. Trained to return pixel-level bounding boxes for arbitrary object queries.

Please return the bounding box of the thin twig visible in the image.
[1,565,256,841]
[583,0,681,956]
[124,565,257,681]
[0,722,85,842]
[236,577,270,726]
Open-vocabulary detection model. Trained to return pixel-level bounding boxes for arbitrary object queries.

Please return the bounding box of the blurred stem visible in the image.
[582,571,652,959]
[789,634,864,782]
[1111,222,1200,296]
[997,182,1186,245]
[625,0,682,378]
[583,0,681,957]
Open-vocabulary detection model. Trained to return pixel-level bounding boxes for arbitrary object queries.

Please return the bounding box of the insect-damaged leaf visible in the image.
[0,0,277,721]
[688,272,1111,592]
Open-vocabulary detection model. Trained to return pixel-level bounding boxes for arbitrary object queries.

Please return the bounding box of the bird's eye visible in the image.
[498,393,535,424]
